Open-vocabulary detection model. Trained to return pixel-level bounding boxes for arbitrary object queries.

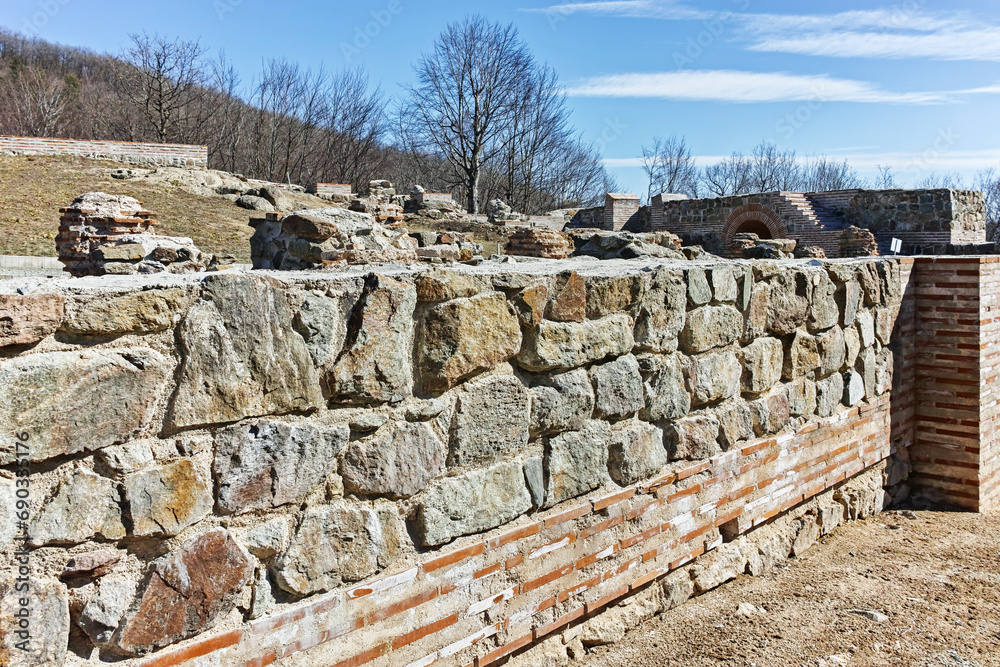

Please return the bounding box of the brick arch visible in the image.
[722,204,786,245]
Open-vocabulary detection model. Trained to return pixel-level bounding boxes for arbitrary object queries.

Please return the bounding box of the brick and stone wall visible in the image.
[1,255,992,667]
[310,183,353,198]
[0,135,208,167]
[604,194,640,231]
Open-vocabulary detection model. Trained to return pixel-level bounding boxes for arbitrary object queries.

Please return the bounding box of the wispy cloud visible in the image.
[565,70,951,104]
[524,1,1000,62]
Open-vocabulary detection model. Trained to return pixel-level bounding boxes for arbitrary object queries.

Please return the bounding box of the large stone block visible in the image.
[113,529,252,655]
[214,420,349,514]
[715,398,753,449]
[28,469,125,546]
[0,348,172,464]
[450,375,530,465]
[415,270,483,302]
[809,272,839,332]
[816,372,845,418]
[590,354,645,420]
[544,420,612,507]
[634,267,685,353]
[416,460,532,546]
[1,578,69,666]
[664,414,720,460]
[516,313,634,372]
[749,386,790,436]
[61,288,188,335]
[608,420,666,485]
[816,326,846,378]
[530,368,595,437]
[692,542,746,593]
[710,267,738,303]
[690,349,741,406]
[787,378,817,418]
[679,305,742,354]
[739,337,783,394]
[584,274,644,318]
[546,271,586,322]
[80,573,138,649]
[170,274,321,429]
[856,310,876,348]
[640,353,690,422]
[292,283,363,370]
[124,460,213,537]
[0,292,64,347]
[418,292,522,392]
[783,330,820,380]
[767,271,809,336]
[342,421,445,498]
[275,503,386,594]
[686,268,712,306]
[330,274,416,404]
[742,280,770,342]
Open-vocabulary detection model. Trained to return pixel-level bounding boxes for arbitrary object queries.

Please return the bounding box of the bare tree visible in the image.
[114,33,212,143]
[916,172,967,189]
[3,66,70,136]
[640,134,697,201]
[701,152,752,197]
[873,165,897,189]
[800,157,863,192]
[974,168,1000,241]
[748,141,800,192]
[402,16,535,213]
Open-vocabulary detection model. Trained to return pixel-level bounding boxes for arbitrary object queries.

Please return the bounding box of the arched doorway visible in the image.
[733,219,774,239]
[722,204,787,247]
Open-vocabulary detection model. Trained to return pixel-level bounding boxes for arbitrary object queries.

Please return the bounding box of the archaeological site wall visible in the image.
[0,136,208,168]
[0,255,997,666]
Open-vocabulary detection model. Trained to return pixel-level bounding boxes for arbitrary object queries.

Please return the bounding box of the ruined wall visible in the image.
[0,136,208,168]
[840,189,986,253]
[652,193,788,253]
[0,257,917,667]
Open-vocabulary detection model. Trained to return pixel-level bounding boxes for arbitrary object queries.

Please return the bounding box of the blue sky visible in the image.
[4,0,1000,196]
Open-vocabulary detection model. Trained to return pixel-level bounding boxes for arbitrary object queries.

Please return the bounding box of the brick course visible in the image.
[0,135,207,167]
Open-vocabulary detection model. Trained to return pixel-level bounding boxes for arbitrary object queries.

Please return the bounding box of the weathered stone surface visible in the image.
[664,414,720,460]
[275,503,385,594]
[28,469,125,546]
[687,268,712,306]
[844,370,866,406]
[634,267,685,353]
[844,326,861,368]
[739,337,783,394]
[545,420,612,507]
[416,460,532,546]
[342,421,445,498]
[292,284,362,370]
[114,529,252,655]
[547,271,586,322]
[809,272,839,332]
[0,478,14,551]
[742,280,770,342]
[450,375,530,465]
[661,569,694,610]
[0,293,64,347]
[1,578,69,666]
[124,460,213,537]
[716,399,753,449]
[858,347,878,400]
[590,354,644,420]
[80,573,137,648]
[415,270,482,302]
[792,516,820,556]
[214,421,349,514]
[608,421,666,485]
[580,586,662,647]
[331,274,416,404]
[690,349,741,406]
[816,326,846,378]
[679,305,742,354]
[0,348,171,464]
[816,372,845,418]
[61,289,188,335]
[710,267,738,303]
[787,378,817,418]
[61,550,123,581]
[530,368,595,437]
[856,310,876,348]
[523,456,545,508]
[693,542,746,593]
[640,353,690,422]
[783,330,820,380]
[749,387,790,436]
[837,279,862,327]
[585,274,643,319]
[170,274,321,429]
[767,271,809,335]
[242,518,290,560]
[516,313,634,372]
[419,292,522,392]
[875,307,894,346]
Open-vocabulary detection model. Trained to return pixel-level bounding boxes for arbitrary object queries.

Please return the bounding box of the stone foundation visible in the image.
[0,254,996,666]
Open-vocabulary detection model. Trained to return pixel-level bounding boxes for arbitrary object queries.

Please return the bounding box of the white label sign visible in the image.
[891,238,902,254]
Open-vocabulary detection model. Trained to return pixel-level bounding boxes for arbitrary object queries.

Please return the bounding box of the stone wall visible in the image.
[5,254,992,667]
[604,194,641,231]
[0,135,208,167]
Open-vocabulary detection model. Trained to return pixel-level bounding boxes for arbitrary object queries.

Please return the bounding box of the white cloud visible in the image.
[747,29,1000,62]
[521,0,710,21]
[565,70,950,104]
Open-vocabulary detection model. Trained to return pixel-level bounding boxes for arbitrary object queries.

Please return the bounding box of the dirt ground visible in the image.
[579,510,1000,667]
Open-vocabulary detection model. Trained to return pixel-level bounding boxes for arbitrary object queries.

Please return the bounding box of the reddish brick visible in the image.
[330,643,389,667]
[544,502,592,528]
[523,564,574,593]
[392,614,459,650]
[476,632,533,666]
[533,605,585,639]
[423,542,486,574]
[136,630,243,667]
[593,488,636,511]
[487,522,541,549]
[584,585,629,614]
[367,588,438,624]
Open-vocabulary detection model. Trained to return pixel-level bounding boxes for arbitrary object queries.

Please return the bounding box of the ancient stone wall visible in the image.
[0,255,970,667]
[0,135,208,167]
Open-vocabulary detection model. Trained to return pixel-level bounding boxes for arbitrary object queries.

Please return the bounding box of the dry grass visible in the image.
[0,154,255,261]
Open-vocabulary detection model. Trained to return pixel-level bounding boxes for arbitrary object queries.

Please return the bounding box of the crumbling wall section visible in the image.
[0,135,208,167]
[0,257,919,667]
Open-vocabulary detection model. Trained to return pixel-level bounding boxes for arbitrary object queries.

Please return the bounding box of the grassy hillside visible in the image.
[0,154,257,262]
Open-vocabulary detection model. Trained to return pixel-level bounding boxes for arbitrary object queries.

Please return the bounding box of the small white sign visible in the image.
[891,238,902,254]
